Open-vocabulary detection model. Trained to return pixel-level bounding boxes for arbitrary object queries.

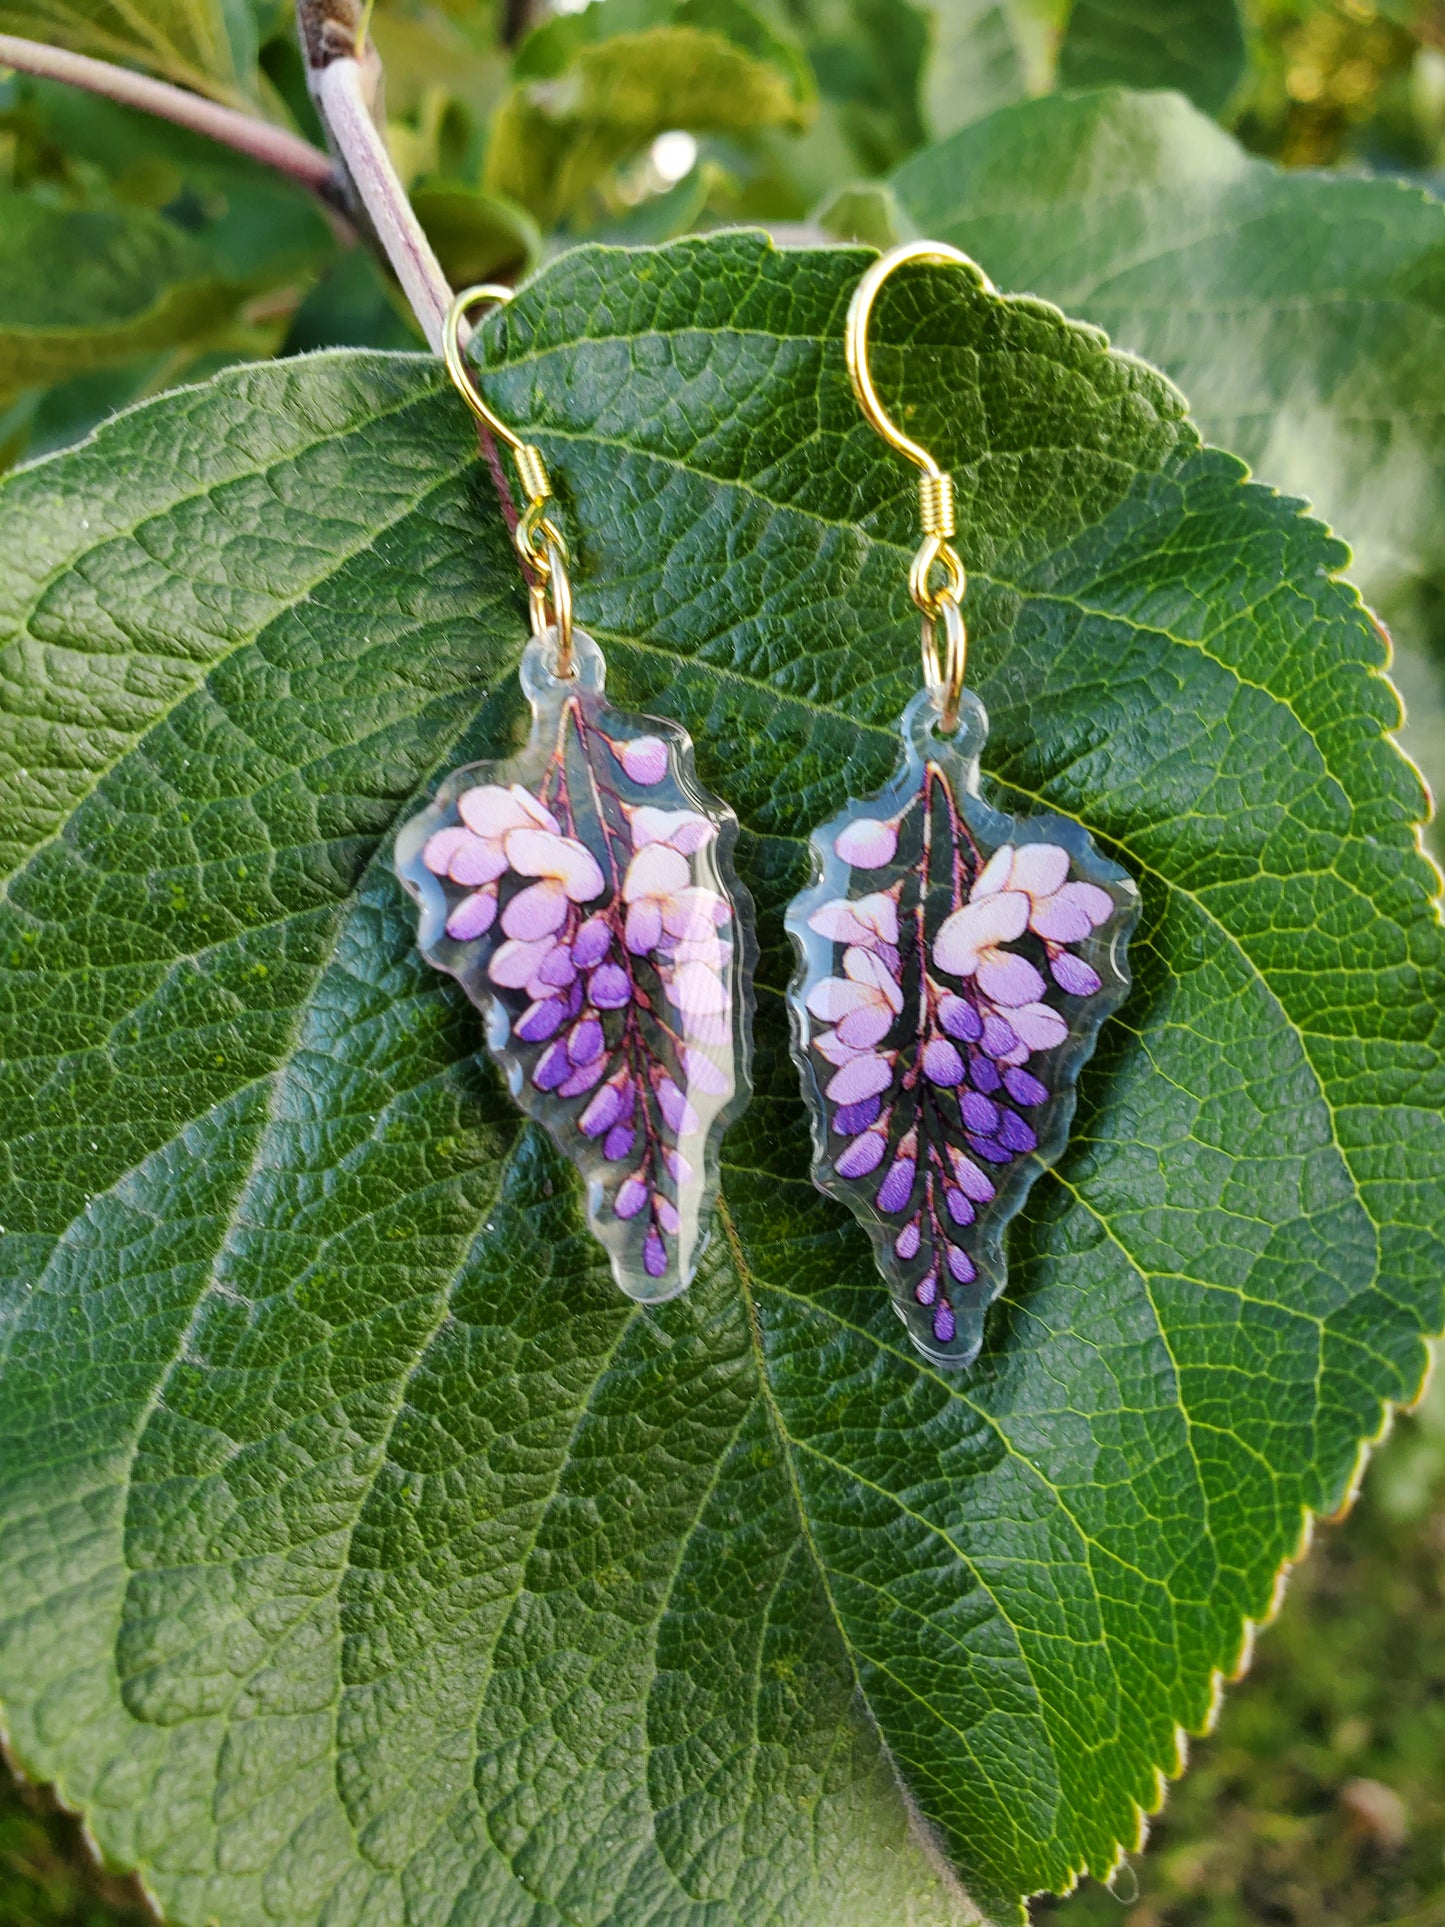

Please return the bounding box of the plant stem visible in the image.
[312,57,451,352]
[0,33,343,207]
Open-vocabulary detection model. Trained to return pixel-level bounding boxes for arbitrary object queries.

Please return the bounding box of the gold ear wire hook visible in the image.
[444,281,575,675]
[845,241,992,731]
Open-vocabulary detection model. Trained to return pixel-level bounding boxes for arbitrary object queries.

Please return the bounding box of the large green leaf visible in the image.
[888,88,1445,807]
[1056,0,1246,115]
[921,0,1062,138]
[0,190,245,408]
[0,233,1440,1926]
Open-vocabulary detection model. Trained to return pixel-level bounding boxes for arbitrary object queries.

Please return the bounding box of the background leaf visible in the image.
[887,85,1445,834]
[1056,0,1246,115]
[0,0,259,103]
[0,233,1440,1926]
[0,188,246,406]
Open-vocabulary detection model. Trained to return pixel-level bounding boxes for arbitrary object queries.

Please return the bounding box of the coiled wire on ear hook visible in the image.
[443,281,575,676]
[845,241,992,732]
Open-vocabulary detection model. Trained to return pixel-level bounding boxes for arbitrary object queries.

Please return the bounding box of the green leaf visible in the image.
[0,189,244,408]
[921,0,1063,137]
[485,22,811,227]
[0,0,259,103]
[1056,0,1246,114]
[409,179,540,288]
[889,88,1445,792]
[0,233,1440,1925]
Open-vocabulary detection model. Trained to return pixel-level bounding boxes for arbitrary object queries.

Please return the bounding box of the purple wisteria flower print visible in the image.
[396,628,753,1301]
[787,689,1138,1368]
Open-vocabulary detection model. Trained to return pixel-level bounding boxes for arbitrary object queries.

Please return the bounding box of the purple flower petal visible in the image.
[603,1123,636,1161]
[568,1017,604,1065]
[895,1220,921,1260]
[835,1130,885,1179]
[938,994,982,1042]
[922,1037,965,1087]
[578,1082,623,1138]
[832,1095,881,1136]
[970,1135,1014,1164]
[949,1148,996,1202]
[589,963,632,1009]
[615,1177,647,1219]
[643,1228,667,1276]
[664,1147,693,1185]
[947,1245,976,1284]
[976,949,1047,1009]
[915,1272,938,1307]
[875,1155,915,1215]
[515,996,566,1042]
[573,916,612,969]
[961,1091,999,1135]
[998,1110,1037,1155]
[537,944,577,988]
[933,1303,956,1343]
[558,1054,608,1097]
[835,816,898,869]
[944,1186,974,1226]
[980,1012,1018,1059]
[448,836,507,887]
[1051,949,1102,997]
[445,888,497,941]
[968,1049,1002,1094]
[616,735,669,785]
[501,878,569,941]
[1003,1065,1049,1107]
[533,1041,569,1091]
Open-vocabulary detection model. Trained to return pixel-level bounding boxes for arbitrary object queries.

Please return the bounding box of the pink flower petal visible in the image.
[506,828,605,902]
[1030,880,1114,943]
[976,950,1046,1008]
[948,1146,996,1202]
[445,888,496,940]
[812,1027,864,1067]
[625,898,664,956]
[834,816,897,870]
[448,835,508,887]
[615,1176,648,1219]
[622,841,689,902]
[459,783,557,838]
[972,845,1015,898]
[668,959,728,1019]
[933,893,1030,975]
[488,936,557,989]
[1009,1001,1069,1052]
[501,878,568,941]
[422,826,471,876]
[824,1052,893,1105]
[681,1047,732,1096]
[631,806,714,853]
[835,1002,894,1050]
[662,886,729,940]
[1010,843,1070,900]
[806,977,874,1024]
[842,945,904,1012]
[616,735,669,785]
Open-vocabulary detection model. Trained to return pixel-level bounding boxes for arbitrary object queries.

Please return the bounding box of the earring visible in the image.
[786,243,1139,1369]
[396,283,754,1302]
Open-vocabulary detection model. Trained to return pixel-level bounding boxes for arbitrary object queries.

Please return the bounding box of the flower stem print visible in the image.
[787,690,1139,1367]
[397,629,753,1301]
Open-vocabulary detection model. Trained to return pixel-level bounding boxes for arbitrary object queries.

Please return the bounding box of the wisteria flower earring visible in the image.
[786,244,1139,1368]
[396,283,754,1301]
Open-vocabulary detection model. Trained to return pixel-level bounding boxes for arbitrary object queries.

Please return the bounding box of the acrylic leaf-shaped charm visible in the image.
[397,627,753,1300]
[787,689,1139,1367]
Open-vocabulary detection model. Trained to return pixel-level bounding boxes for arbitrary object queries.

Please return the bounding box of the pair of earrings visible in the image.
[396,243,1139,1369]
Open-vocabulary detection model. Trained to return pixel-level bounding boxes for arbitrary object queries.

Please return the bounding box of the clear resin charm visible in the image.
[396,627,753,1301]
[787,689,1138,1368]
